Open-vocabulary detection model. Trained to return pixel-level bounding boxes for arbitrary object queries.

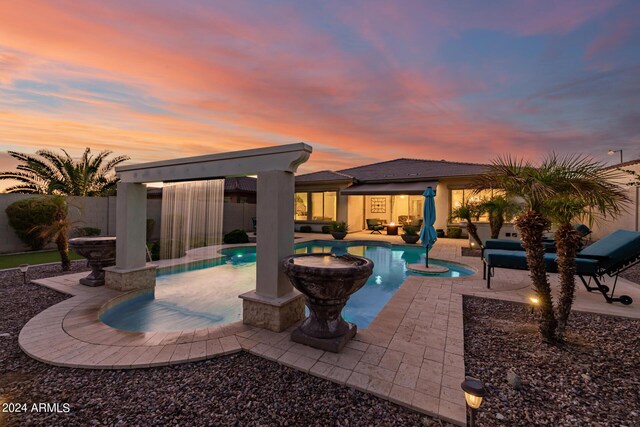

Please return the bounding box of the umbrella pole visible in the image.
[425,244,429,268]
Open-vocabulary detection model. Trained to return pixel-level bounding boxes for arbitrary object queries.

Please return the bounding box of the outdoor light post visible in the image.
[608,149,623,164]
[461,377,487,427]
[19,264,29,285]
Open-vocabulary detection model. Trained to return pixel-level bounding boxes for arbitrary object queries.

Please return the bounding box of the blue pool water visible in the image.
[100,241,474,332]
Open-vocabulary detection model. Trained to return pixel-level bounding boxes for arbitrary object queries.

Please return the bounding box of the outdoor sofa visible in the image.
[482,229,640,305]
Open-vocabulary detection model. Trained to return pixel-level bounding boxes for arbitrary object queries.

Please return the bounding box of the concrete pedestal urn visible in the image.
[282,253,374,352]
[68,237,116,286]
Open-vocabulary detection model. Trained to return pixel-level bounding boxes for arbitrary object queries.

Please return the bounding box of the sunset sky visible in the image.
[1,0,639,180]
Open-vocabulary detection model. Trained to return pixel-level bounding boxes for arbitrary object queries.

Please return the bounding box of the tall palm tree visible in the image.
[450,202,483,248]
[474,156,559,342]
[479,195,521,239]
[0,148,129,196]
[544,155,629,339]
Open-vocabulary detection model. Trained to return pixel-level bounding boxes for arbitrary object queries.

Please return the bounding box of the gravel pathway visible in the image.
[463,296,640,427]
[1,263,432,427]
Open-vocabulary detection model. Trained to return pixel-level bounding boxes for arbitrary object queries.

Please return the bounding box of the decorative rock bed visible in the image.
[463,296,640,426]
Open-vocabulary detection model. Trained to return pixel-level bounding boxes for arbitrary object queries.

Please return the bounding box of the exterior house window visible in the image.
[295,192,308,220]
[450,189,498,222]
[295,191,337,221]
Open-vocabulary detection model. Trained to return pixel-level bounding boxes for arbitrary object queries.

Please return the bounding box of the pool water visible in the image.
[100,241,474,332]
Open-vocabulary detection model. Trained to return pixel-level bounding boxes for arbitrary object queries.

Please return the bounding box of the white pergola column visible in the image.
[104,182,156,291]
[239,170,305,331]
[256,170,294,298]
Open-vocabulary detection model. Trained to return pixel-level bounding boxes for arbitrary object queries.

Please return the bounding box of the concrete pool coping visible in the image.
[19,237,640,426]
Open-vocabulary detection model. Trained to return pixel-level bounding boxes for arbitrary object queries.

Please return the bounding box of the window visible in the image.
[450,189,499,222]
[294,191,337,221]
[295,192,308,220]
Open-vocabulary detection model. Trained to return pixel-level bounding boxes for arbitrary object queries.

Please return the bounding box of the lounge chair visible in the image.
[482,230,640,305]
[366,219,384,234]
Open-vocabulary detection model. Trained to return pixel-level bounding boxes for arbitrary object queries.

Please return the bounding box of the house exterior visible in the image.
[294,158,494,234]
[591,159,640,239]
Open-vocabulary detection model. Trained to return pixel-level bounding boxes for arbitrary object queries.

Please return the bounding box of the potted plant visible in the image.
[401,225,420,244]
[330,221,349,240]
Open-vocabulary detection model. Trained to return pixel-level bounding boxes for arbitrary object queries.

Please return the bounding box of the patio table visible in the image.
[383,224,399,235]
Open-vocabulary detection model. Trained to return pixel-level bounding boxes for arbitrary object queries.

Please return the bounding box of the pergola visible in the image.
[104,143,312,331]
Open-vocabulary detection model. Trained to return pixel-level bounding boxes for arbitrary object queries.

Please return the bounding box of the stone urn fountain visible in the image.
[68,237,116,286]
[282,253,374,352]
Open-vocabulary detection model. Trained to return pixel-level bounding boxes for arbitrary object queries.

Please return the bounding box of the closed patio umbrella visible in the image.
[419,187,437,267]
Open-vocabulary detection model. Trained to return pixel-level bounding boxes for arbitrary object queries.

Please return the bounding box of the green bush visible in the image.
[300,225,312,233]
[5,197,58,250]
[402,225,419,236]
[331,221,349,232]
[147,241,161,261]
[223,229,249,244]
[79,227,101,236]
[321,225,331,234]
[436,229,445,238]
[447,226,462,238]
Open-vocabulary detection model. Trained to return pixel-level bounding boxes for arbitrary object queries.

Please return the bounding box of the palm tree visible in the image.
[33,196,73,271]
[479,195,521,239]
[474,156,559,342]
[0,148,129,196]
[544,155,629,339]
[450,202,484,248]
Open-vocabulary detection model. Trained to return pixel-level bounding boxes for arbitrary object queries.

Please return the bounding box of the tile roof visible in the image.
[224,176,256,192]
[296,158,489,183]
[295,170,354,183]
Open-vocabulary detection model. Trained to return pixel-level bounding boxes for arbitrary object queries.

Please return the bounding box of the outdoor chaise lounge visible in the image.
[482,229,640,305]
[366,219,384,234]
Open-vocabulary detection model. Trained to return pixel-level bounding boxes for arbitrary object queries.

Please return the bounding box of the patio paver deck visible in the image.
[18,237,640,426]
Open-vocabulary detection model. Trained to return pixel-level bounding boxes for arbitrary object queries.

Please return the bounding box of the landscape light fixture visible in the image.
[19,264,29,285]
[608,149,623,164]
[528,296,540,313]
[461,377,487,427]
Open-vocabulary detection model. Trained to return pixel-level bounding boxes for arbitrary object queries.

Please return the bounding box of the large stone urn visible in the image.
[282,253,374,352]
[68,237,116,286]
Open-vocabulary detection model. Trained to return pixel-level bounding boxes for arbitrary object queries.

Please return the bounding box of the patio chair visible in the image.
[366,219,384,234]
[482,229,640,305]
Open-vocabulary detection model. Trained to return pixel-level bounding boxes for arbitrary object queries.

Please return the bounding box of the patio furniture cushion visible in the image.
[484,239,556,252]
[577,230,640,271]
[483,249,599,276]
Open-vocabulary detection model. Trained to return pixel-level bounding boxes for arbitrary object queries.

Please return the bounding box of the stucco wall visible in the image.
[0,193,256,253]
[590,164,640,239]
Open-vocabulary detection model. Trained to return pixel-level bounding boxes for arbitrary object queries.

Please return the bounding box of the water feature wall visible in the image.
[160,180,225,266]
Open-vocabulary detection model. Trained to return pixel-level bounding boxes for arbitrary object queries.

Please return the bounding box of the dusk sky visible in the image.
[1,0,639,179]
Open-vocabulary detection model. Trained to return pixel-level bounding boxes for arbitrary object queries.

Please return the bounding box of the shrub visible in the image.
[147,241,161,261]
[79,227,101,236]
[331,221,349,232]
[5,197,58,250]
[321,225,331,234]
[223,229,249,244]
[447,226,462,238]
[402,225,419,236]
[300,225,312,233]
[436,229,445,238]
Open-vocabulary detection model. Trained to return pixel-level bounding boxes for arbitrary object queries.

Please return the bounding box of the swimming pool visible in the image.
[100,241,474,332]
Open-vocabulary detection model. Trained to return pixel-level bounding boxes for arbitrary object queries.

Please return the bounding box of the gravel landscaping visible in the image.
[463,296,640,427]
[1,263,434,427]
